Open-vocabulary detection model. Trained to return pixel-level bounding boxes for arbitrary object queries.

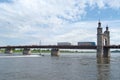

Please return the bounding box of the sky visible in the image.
[0,0,120,46]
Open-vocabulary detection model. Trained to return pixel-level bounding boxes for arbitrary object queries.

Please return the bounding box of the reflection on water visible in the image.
[97,58,110,64]
[97,58,110,80]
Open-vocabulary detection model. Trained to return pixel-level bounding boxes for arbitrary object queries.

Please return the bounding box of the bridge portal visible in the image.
[97,21,110,58]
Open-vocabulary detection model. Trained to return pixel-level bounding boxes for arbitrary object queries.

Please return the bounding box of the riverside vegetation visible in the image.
[0,49,119,54]
[0,49,96,54]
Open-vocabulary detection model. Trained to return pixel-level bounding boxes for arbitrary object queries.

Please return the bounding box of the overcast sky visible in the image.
[0,0,120,46]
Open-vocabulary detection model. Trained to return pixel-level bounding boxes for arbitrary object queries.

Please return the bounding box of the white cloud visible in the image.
[107,0,120,9]
[0,0,120,46]
[87,0,120,9]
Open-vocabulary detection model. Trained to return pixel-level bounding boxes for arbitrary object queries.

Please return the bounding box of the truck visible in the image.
[78,42,96,46]
[57,42,71,46]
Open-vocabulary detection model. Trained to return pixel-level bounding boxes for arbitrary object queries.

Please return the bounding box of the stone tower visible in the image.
[103,26,110,57]
[97,21,110,58]
[97,21,104,58]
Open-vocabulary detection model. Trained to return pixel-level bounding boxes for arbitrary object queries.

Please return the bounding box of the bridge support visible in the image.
[51,48,59,56]
[97,21,110,58]
[5,48,13,54]
[103,48,110,58]
[23,48,31,55]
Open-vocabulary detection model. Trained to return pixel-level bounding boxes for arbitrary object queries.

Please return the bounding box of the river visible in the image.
[0,53,120,80]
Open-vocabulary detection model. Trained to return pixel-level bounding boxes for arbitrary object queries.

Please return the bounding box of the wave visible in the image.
[0,55,42,58]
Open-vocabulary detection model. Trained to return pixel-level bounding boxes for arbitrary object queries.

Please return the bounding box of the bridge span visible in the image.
[1,45,119,49]
[0,45,97,56]
[0,45,120,56]
[0,45,97,49]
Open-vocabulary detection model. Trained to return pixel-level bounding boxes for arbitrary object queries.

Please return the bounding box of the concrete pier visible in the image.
[5,48,13,54]
[51,48,59,56]
[23,48,31,55]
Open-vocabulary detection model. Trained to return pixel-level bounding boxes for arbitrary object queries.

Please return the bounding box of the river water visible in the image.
[0,53,120,80]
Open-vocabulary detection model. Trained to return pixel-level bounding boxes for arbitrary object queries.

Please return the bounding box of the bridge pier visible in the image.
[23,48,31,55]
[51,48,59,56]
[103,48,110,58]
[5,48,13,54]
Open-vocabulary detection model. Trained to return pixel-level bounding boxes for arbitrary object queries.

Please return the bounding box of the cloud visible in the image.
[87,0,120,9]
[0,0,120,46]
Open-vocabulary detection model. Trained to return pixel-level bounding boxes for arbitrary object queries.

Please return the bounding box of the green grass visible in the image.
[0,49,96,53]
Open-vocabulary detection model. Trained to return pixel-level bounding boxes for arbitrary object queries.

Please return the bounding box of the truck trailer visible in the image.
[57,42,71,46]
[78,42,96,46]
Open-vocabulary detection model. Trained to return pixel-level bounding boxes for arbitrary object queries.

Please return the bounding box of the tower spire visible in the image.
[106,25,109,31]
[98,20,101,28]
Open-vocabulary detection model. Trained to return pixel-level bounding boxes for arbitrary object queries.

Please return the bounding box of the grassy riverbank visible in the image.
[0,49,96,53]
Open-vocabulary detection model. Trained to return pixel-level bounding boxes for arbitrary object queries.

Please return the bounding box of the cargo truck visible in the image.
[78,42,96,46]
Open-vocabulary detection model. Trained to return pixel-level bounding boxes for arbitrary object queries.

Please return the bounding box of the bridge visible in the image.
[1,45,120,49]
[0,21,119,58]
[0,45,97,56]
[0,45,97,49]
[0,45,119,54]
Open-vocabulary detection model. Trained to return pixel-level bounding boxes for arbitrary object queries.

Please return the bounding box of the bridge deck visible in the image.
[104,45,120,48]
[0,45,120,49]
[0,45,97,49]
